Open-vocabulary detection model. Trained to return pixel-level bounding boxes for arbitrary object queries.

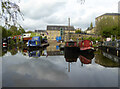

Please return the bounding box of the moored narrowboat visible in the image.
[2,38,7,48]
[64,40,80,53]
[78,40,94,51]
[27,36,41,47]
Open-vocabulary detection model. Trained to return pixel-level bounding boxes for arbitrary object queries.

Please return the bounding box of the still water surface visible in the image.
[1,45,119,87]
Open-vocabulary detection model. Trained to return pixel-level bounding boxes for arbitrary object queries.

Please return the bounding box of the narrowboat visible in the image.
[64,40,80,54]
[2,38,7,48]
[27,36,41,47]
[22,33,32,43]
[79,40,94,51]
[65,40,77,47]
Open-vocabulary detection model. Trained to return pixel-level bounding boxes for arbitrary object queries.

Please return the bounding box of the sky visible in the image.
[16,0,119,31]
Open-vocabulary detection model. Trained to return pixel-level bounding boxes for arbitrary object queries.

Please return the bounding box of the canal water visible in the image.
[1,44,119,87]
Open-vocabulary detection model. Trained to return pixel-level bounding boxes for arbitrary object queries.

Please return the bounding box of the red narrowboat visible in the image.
[79,40,94,51]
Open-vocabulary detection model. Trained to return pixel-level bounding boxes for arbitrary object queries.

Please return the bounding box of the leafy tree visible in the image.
[26,31,33,33]
[75,29,81,33]
[96,16,120,38]
[0,0,23,27]
[2,26,8,38]
[19,27,25,34]
[9,26,18,36]
[90,22,93,28]
[7,29,12,37]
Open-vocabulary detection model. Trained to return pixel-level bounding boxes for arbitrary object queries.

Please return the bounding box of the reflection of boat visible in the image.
[28,50,41,57]
[79,40,94,51]
[79,51,94,65]
[64,46,79,72]
[22,47,47,57]
[79,55,92,64]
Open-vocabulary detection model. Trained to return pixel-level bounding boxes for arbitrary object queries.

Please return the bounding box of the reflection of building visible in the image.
[47,43,64,56]
[47,25,75,41]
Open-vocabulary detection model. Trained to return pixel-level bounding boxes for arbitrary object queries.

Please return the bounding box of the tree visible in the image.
[2,26,8,38]
[9,25,18,36]
[7,29,12,37]
[0,0,23,28]
[90,22,93,29]
[19,27,25,34]
[75,29,81,33]
[96,16,120,38]
[26,31,33,33]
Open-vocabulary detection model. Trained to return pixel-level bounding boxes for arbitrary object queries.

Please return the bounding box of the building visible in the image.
[86,27,95,34]
[95,13,120,35]
[34,30,48,39]
[47,25,75,41]
[64,33,99,41]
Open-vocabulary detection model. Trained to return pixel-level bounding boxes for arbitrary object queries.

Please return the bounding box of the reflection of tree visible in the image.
[2,48,7,56]
[8,46,18,55]
[95,50,119,67]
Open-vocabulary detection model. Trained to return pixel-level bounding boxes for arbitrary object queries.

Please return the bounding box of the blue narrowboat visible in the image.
[27,36,41,47]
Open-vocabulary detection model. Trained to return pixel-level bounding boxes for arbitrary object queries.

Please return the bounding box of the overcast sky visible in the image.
[17,0,119,31]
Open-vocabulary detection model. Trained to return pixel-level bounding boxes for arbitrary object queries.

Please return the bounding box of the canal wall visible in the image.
[100,46,120,57]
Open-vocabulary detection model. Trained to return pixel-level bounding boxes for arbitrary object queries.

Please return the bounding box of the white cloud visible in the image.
[18,0,119,31]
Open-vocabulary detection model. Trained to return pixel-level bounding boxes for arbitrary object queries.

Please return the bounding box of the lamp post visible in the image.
[68,18,70,40]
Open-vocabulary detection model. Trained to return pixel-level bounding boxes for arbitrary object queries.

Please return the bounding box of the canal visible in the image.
[1,43,119,87]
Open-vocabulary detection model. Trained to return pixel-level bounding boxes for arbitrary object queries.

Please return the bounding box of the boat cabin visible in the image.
[79,40,93,50]
[28,36,41,47]
[65,41,77,47]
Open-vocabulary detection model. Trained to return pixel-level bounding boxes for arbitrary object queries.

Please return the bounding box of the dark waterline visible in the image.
[1,45,119,87]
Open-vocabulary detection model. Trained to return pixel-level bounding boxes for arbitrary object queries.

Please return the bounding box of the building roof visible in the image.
[35,30,46,32]
[96,13,120,19]
[47,25,75,31]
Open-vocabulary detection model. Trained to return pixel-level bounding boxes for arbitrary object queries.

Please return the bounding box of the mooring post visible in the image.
[107,48,109,52]
[117,50,119,57]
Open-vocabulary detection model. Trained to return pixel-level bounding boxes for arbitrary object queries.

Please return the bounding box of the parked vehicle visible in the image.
[27,36,41,47]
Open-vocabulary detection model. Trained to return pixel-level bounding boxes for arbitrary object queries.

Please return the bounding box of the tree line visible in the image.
[1,25,25,38]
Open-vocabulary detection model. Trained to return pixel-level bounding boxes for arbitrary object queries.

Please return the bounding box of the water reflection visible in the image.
[79,51,94,66]
[64,47,95,72]
[2,45,119,87]
[95,49,119,67]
